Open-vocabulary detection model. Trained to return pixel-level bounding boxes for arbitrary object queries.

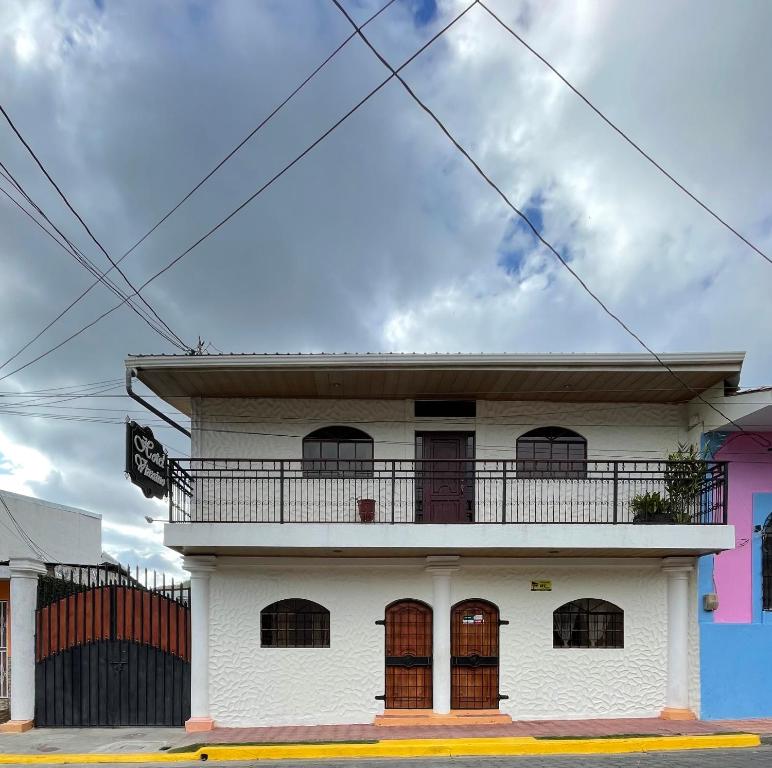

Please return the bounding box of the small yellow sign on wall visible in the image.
[531,580,552,591]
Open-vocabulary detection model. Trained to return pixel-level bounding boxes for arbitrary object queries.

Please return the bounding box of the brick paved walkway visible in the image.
[181,717,772,745]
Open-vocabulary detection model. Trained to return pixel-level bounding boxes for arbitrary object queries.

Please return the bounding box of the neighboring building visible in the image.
[0,490,103,729]
[694,388,772,719]
[127,352,740,731]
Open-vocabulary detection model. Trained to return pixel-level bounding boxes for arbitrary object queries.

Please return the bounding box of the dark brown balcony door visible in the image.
[384,600,432,709]
[416,432,474,523]
[451,599,500,710]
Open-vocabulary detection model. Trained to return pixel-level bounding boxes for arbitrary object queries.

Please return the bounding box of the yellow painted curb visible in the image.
[0,733,760,764]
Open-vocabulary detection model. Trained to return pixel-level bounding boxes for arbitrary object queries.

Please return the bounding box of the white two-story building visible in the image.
[126,352,738,731]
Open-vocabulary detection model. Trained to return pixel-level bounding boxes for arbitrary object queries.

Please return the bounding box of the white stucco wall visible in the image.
[192,398,687,460]
[207,558,698,726]
[186,398,690,524]
[0,490,102,564]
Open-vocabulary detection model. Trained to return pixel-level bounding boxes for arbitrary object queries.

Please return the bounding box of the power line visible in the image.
[0,1,478,384]
[0,104,190,352]
[0,490,55,561]
[0,0,399,369]
[328,0,770,449]
[477,0,772,267]
[0,165,187,357]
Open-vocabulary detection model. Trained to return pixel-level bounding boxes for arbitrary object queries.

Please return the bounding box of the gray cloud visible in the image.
[0,0,770,569]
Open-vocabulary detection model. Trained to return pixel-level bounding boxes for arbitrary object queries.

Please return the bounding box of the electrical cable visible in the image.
[478,0,772,267]
[0,168,187,356]
[328,0,770,449]
[0,0,478,384]
[0,104,190,351]
[0,0,400,366]
[0,491,55,562]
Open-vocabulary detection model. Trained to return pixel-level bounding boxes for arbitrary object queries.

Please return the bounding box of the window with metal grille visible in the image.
[553,598,624,648]
[516,426,587,479]
[302,426,374,478]
[763,518,772,611]
[260,599,330,648]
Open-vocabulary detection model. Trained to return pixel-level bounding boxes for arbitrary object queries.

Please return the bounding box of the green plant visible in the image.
[631,491,671,523]
[665,443,706,523]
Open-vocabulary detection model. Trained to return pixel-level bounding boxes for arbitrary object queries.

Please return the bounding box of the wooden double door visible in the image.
[384,599,500,710]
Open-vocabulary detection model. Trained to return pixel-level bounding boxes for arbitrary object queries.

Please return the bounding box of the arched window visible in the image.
[553,598,623,648]
[302,426,374,478]
[763,516,772,611]
[516,426,587,478]
[260,598,330,648]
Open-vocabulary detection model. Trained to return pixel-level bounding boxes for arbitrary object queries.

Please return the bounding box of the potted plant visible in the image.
[631,443,707,524]
[664,443,706,525]
[357,498,376,522]
[631,491,672,524]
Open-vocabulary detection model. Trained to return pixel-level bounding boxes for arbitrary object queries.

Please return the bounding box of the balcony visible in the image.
[168,459,728,526]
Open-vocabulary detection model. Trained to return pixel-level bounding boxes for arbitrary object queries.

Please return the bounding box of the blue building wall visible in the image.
[699,492,772,719]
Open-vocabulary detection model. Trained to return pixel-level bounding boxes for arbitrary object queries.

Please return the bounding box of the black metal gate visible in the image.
[35,565,190,727]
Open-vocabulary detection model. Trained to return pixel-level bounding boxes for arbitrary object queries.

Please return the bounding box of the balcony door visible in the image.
[416,432,475,523]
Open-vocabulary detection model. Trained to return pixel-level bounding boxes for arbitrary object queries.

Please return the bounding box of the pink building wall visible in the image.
[713,432,772,623]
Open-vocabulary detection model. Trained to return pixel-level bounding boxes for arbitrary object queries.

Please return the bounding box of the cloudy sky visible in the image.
[0,0,770,574]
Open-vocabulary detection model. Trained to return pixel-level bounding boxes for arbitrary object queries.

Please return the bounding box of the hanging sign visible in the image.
[125,421,168,499]
[462,614,485,624]
[531,580,552,592]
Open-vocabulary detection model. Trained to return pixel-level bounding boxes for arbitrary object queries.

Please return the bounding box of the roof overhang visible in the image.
[126,352,745,415]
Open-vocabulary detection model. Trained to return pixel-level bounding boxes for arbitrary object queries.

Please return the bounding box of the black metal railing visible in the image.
[167,458,727,525]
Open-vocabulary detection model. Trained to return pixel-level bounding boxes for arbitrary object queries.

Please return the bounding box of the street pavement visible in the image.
[2,746,769,768]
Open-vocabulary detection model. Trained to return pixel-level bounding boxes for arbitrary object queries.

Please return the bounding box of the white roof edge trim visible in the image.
[126,351,746,372]
[0,487,102,519]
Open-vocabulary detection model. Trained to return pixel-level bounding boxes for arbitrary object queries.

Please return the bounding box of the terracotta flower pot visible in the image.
[358,498,376,522]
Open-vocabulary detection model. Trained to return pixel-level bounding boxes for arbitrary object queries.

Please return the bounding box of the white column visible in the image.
[426,556,459,715]
[7,558,46,731]
[661,557,695,719]
[183,555,217,732]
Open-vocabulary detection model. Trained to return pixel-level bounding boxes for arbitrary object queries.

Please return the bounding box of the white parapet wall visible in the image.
[0,490,102,565]
[206,557,699,726]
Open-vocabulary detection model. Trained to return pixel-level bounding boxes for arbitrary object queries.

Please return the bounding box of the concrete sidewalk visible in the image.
[0,717,770,759]
[175,717,772,746]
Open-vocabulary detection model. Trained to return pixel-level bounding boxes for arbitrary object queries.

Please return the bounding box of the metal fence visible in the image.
[168,458,728,525]
[0,600,8,700]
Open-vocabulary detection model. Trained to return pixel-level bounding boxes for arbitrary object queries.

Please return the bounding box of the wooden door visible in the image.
[384,600,432,709]
[451,599,499,710]
[416,432,474,523]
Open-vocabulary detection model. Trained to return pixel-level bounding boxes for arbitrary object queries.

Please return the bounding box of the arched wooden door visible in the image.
[451,599,499,710]
[384,600,432,709]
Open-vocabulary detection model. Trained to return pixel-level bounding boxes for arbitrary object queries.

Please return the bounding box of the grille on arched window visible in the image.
[260,599,330,648]
[516,426,587,479]
[763,518,772,611]
[302,426,374,478]
[553,598,623,648]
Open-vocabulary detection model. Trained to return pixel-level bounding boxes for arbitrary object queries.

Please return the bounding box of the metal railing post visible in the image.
[279,461,285,523]
[501,461,507,523]
[612,462,619,524]
[390,462,396,524]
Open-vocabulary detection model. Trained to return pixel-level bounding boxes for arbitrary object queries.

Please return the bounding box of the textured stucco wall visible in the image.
[192,398,687,460]
[188,399,689,524]
[207,559,698,726]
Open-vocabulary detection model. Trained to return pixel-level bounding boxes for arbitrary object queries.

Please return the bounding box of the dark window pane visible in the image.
[321,441,338,459]
[552,598,623,649]
[338,442,356,460]
[355,442,373,460]
[302,427,374,479]
[303,441,321,459]
[260,598,330,648]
